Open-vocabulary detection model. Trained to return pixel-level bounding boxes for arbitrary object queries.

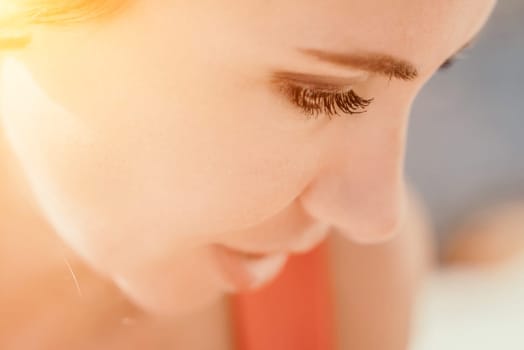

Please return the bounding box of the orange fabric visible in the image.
[230,241,336,350]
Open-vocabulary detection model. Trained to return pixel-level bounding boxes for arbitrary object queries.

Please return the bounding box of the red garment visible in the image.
[230,241,336,350]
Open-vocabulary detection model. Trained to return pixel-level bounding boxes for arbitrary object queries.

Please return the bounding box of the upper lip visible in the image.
[215,244,283,258]
[216,227,330,257]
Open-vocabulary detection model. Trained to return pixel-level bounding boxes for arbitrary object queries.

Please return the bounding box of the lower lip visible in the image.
[211,245,288,292]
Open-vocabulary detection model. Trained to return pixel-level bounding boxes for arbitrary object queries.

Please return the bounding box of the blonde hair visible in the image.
[0,0,124,49]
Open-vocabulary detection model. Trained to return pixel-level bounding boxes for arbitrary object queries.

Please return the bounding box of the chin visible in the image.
[113,271,227,317]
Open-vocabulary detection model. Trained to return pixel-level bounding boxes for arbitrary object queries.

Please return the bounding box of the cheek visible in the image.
[1,58,318,272]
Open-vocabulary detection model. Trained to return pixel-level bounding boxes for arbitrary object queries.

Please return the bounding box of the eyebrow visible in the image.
[298,48,420,81]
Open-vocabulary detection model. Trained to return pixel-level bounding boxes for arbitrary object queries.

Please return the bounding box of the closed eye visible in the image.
[269,72,374,120]
[277,84,373,119]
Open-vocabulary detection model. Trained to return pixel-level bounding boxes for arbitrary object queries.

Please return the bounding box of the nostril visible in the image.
[299,188,405,244]
[373,212,404,241]
[297,162,407,245]
[333,196,407,244]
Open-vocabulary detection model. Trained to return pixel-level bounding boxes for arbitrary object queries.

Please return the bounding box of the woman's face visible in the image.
[1,0,495,314]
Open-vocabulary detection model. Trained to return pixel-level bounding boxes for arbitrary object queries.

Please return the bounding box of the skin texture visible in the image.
[1,0,495,317]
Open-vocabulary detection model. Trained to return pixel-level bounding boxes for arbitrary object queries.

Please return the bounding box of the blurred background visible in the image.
[407,0,524,243]
[405,0,524,349]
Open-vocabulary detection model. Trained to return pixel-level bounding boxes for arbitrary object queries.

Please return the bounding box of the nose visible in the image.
[298,116,408,244]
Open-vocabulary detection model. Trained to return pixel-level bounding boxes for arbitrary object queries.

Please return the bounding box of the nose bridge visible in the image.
[299,116,408,243]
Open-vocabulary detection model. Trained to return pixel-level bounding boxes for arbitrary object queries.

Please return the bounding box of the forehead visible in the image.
[192,0,496,70]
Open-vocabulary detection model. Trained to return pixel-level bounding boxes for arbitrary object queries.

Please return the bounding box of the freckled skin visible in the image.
[1,0,495,319]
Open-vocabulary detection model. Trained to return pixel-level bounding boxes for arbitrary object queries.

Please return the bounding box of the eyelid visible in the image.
[270,71,368,90]
[272,81,373,119]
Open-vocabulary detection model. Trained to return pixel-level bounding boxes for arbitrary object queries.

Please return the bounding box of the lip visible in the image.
[289,223,331,253]
[211,244,288,292]
[218,223,331,257]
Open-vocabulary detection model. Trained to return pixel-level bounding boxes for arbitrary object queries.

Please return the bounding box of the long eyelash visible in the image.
[281,85,374,120]
[439,57,458,70]
[439,51,468,71]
